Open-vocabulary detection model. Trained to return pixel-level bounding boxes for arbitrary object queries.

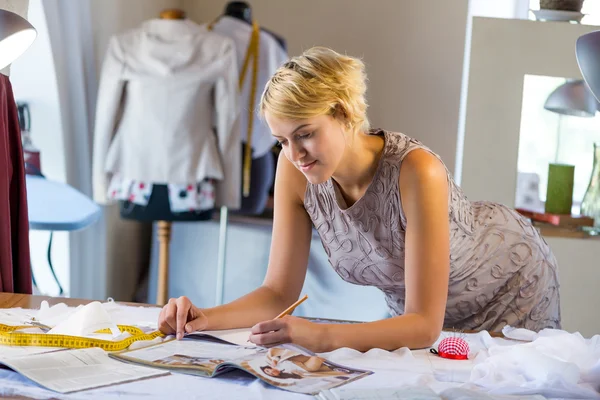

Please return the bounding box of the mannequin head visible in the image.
[224,1,252,23]
[260,47,370,183]
[159,9,186,19]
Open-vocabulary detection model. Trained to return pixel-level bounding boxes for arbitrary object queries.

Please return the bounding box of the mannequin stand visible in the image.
[154,207,230,306]
[119,184,215,305]
[157,221,171,305]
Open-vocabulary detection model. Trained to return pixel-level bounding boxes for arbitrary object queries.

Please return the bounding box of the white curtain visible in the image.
[42,0,107,300]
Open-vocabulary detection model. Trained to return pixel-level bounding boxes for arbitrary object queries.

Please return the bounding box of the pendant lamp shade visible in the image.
[544,80,597,117]
[576,31,600,105]
[0,9,36,71]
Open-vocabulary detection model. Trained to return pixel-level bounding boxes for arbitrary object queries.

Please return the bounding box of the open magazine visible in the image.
[110,333,372,395]
[183,327,259,347]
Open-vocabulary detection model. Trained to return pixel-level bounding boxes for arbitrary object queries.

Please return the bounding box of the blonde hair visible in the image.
[259,47,370,132]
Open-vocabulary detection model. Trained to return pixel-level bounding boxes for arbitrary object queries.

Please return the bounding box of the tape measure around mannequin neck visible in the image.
[208,17,260,197]
[0,323,165,352]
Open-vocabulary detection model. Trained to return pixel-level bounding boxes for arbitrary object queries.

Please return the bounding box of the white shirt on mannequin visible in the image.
[92,18,241,209]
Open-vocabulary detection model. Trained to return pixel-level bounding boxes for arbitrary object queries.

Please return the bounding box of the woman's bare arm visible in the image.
[161,152,314,332]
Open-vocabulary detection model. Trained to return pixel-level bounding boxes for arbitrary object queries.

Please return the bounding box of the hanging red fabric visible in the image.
[0,73,32,294]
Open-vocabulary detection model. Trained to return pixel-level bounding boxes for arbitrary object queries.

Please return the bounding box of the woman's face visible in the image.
[266,113,347,184]
[264,367,281,377]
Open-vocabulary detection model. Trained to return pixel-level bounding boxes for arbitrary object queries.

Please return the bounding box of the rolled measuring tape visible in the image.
[0,324,166,352]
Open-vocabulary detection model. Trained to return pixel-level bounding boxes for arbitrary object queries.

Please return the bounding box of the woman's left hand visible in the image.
[249,316,329,353]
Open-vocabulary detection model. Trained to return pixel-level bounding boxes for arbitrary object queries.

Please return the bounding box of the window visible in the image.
[516,75,600,214]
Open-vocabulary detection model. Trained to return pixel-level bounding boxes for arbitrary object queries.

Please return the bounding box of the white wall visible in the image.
[90,0,184,72]
[460,17,600,337]
[454,0,530,182]
[11,0,69,296]
[469,0,529,19]
[185,0,469,175]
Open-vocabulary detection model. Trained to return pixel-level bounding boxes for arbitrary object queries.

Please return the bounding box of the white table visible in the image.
[1,297,599,399]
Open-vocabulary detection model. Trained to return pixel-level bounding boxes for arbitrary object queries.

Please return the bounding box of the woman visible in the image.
[260,348,352,380]
[158,47,561,353]
[266,348,338,373]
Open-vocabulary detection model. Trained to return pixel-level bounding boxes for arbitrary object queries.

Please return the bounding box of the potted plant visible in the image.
[539,0,584,12]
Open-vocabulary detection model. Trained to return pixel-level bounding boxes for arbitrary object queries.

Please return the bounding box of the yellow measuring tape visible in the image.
[0,323,165,352]
[208,17,261,197]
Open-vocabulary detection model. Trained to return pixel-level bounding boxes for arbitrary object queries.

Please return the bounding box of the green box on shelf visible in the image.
[545,163,575,215]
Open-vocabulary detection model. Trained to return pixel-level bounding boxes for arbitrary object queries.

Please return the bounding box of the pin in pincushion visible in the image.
[430,336,470,360]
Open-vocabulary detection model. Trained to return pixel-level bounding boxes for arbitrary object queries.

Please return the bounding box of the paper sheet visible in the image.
[0,345,63,360]
[0,347,168,393]
[47,301,120,337]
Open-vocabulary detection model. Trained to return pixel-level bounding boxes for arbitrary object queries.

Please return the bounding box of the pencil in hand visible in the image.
[275,294,308,319]
[247,295,309,344]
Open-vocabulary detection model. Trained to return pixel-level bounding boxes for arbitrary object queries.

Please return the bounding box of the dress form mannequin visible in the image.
[223,1,287,52]
[217,1,285,216]
[159,8,186,19]
[118,8,213,305]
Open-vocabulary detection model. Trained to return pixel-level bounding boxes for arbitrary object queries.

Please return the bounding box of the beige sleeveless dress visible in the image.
[304,129,561,332]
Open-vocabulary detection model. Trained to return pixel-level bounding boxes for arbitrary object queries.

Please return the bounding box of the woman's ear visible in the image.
[333,104,352,128]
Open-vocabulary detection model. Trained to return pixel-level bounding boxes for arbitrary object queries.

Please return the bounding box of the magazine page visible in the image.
[184,320,360,347]
[0,347,168,394]
[185,327,255,347]
[234,345,372,395]
[110,338,262,377]
[112,337,371,395]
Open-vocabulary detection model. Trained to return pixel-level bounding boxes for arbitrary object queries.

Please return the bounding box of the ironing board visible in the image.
[26,175,101,231]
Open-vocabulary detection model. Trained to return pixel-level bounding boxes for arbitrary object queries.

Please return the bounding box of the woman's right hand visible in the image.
[158,296,208,339]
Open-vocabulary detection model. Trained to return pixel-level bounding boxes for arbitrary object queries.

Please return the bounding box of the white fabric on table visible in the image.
[469,329,600,399]
[0,299,161,330]
[1,303,600,399]
[318,330,600,399]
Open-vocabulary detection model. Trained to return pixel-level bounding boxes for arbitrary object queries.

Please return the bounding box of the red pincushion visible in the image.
[431,336,470,360]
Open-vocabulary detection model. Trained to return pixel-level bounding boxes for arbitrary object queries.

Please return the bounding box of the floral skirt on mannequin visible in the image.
[108,175,216,222]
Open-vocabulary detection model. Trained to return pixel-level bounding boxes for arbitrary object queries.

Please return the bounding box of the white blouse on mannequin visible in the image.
[92,18,241,209]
